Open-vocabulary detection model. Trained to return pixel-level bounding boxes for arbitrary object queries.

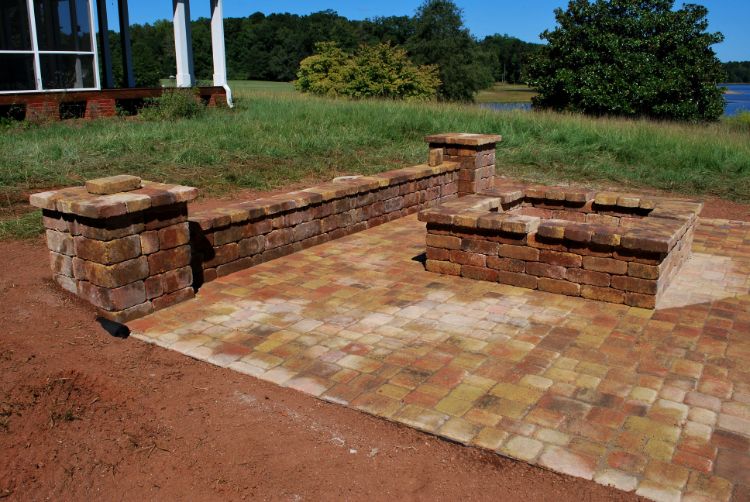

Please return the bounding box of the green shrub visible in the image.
[296,42,440,101]
[140,88,205,120]
[526,0,726,122]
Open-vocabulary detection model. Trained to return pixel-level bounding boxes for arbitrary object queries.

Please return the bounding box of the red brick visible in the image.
[538,278,580,296]
[426,233,461,250]
[161,266,193,293]
[486,256,525,273]
[78,280,146,311]
[461,265,498,282]
[265,228,294,249]
[293,220,322,242]
[140,230,159,255]
[496,271,538,289]
[239,235,265,257]
[540,250,582,268]
[582,256,628,275]
[674,449,713,473]
[627,262,661,279]
[73,256,149,288]
[50,252,73,276]
[244,219,273,237]
[202,243,238,268]
[611,275,658,294]
[624,292,656,309]
[144,276,163,299]
[581,285,625,304]
[498,244,539,261]
[461,238,499,255]
[46,230,75,255]
[450,250,486,267]
[567,268,610,287]
[217,256,260,277]
[152,286,195,311]
[426,246,450,261]
[425,259,461,276]
[526,262,567,280]
[148,245,191,274]
[73,234,141,265]
[158,223,190,249]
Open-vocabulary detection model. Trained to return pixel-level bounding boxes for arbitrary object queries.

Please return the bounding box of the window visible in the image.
[0,0,99,92]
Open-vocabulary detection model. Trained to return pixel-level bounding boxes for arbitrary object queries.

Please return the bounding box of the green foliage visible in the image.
[526,0,726,121]
[407,0,493,102]
[724,62,750,83]
[140,89,205,120]
[478,35,540,84]
[724,111,750,133]
[296,42,440,100]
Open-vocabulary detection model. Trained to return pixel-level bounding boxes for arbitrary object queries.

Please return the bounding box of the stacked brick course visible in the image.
[31,132,498,320]
[189,163,461,283]
[30,175,198,322]
[25,101,59,122]
[426,133,501,195]
[419,183,702,308]
[84,98,117,119]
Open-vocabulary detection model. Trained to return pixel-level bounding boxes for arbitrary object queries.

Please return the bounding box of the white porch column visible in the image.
[173,0,195,87]
[210,0,232,106]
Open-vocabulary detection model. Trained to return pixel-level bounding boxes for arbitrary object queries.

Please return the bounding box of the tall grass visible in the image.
[1,87,749,212]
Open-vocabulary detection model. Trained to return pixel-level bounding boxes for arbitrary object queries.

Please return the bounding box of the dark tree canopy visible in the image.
[526,0,726,121]
[724,62,750,83]
[407,0,492,101]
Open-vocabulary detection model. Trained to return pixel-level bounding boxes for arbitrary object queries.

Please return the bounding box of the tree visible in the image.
[724,62,750,83]
[526,0,726,121]
[407,0,492,101]
[295,41,440,101]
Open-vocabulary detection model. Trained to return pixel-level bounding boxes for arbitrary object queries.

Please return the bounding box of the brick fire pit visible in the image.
[418,182,702,308]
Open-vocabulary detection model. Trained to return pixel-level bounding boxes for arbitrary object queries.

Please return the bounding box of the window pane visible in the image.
[40,53,95,89]
[0,53,36,90]
[0,0,32,50]
[35,0,92,51]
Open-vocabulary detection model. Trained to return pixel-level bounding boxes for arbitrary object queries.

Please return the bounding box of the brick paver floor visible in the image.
[129,215,750,501]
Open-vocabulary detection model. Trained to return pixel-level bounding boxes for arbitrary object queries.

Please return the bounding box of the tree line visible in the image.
[105,8,540,94]
[724,62,750,83]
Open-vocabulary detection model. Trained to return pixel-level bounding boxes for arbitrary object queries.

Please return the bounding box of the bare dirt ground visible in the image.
[3,192,746,501]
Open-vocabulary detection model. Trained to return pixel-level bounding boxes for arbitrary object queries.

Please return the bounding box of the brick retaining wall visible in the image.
[30,132,502,321]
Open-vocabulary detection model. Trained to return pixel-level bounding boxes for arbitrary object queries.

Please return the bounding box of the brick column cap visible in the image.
[30,177,198,219]
[425,132,502,146]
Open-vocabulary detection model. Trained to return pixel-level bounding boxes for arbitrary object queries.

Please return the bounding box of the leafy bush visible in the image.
[295,42,440,101]
[140,88,205,120]
[526,0,726,122]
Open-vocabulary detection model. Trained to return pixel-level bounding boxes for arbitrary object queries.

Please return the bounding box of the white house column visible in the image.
[210,0,232,106]
[173,0,195,87]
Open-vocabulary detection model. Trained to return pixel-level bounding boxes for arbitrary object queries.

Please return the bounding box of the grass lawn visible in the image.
[1,81,749,238]
[475,83,537,103]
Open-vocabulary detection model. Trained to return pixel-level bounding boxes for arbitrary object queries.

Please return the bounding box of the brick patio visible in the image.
[128,214,750,501]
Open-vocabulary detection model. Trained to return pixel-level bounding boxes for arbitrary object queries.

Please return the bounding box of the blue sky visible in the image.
[111,0,749,62]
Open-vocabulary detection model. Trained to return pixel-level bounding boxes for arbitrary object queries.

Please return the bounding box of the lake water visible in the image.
[483,84,750,116]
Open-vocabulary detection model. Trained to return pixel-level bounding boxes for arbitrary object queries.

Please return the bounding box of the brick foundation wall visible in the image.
[25,101,59,122]
[84,98,117,119]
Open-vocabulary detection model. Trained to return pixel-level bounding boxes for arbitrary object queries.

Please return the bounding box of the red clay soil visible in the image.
[0,238,642,501]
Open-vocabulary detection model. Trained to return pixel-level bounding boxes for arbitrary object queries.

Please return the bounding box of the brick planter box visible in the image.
[418,182,702,308]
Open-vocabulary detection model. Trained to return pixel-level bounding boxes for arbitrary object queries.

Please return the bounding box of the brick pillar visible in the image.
[25,101,59,123]
[85,98,117,119]
[425,133,502,196]
[30,175,199,323]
